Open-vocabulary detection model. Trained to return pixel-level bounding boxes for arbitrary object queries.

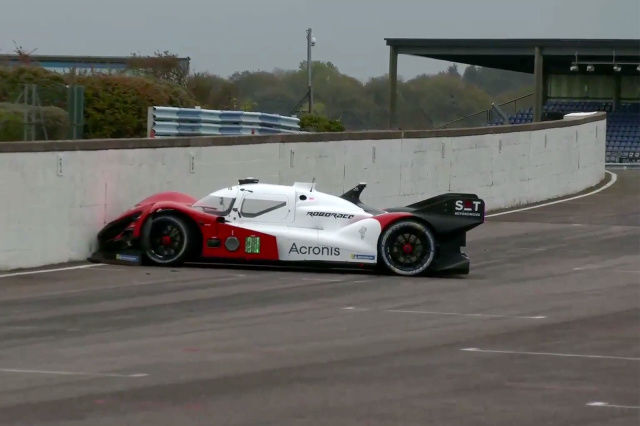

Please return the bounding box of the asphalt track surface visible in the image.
[0,170,638,425]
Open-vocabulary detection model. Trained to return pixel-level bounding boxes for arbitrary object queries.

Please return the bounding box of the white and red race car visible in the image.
[91,179,484,276]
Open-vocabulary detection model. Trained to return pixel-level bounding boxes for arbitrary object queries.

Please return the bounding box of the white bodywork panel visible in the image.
[198,182,382,263]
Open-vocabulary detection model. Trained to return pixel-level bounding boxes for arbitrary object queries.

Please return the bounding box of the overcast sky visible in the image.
[2,0,639,81]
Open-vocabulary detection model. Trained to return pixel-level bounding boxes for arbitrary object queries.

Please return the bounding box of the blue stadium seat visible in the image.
[544,100,639,163]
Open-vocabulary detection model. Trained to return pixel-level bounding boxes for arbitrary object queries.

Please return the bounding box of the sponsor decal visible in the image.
[115,253,140,263]
[289,243,340,256]
[245,236,261,254]
[454,200,483,217]
[307,211,355,219]
[358,226,367,240]
[350,254,376,261]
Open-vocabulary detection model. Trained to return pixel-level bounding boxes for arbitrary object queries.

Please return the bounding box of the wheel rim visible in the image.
[384,228,432,272]
[146,219,186,262]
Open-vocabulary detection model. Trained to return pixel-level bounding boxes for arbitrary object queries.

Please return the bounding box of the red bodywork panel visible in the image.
[136,191,197,207]
[106,192,279,261]
[200,224,279,261]
[372,212,413,230]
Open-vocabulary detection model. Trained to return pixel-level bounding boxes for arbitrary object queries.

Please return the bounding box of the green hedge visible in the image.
[0,102,70,141]
[0,67,197,139]
[0,67,67,107]
[77,74,196,138]
[299,113,345,132]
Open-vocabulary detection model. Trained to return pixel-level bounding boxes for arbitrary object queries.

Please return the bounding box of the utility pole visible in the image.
[306,28,314,114]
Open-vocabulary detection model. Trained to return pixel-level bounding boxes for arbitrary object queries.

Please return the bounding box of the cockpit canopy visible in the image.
[192,188,237,216]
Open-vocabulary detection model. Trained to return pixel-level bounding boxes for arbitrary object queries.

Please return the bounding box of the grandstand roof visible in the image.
[385,39,640,75]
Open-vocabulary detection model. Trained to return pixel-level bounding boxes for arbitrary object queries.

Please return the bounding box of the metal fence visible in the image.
[147,107,301,138]
[438,93,535,129]
[0,83,84,141]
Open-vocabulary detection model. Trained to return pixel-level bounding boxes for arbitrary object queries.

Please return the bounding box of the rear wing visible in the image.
[340,183,485,234]
[387,193,485,235]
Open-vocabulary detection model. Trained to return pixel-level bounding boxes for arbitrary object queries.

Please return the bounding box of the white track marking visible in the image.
[90,266,130,272]
[342,307,545,320]
[486,170,617,218]
[0,264,103,279]
[461,347,640,361]
[586,402,640,409]
[0,325,80,332]
[1,326,40,330]
[0,368,148,378]
[386,309,546,319]
[0,274,247,302]
[471,259,504,267]
[302,277,342,282]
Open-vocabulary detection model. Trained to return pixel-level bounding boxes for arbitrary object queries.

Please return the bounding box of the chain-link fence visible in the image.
[0,83,83,142]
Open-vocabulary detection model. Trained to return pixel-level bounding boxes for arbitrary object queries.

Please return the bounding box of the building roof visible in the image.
[385,39,640,75]
[0,54,190,73]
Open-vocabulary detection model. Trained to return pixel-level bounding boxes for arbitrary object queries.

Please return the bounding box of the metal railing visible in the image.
[0,83,84,141]
[438,93,534,129]
[147,107,301,138]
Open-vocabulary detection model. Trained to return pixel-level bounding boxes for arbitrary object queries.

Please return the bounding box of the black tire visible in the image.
[378,220,436,276]
[142,215,192,265]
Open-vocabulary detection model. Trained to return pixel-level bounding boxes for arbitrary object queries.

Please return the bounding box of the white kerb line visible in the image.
[0,263,103,279]
[461,347,640,361]
[486,170,617,218]
[0,274,247,302]
[586,401,640,410]
[342,307,546,320]
[0,368,148,378]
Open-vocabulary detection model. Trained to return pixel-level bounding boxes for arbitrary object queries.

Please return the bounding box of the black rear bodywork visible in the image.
[341,184,484,274]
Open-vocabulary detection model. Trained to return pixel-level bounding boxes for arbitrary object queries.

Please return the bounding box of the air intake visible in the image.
[238,177,259,185]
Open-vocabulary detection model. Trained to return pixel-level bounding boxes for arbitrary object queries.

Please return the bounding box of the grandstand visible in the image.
[385,39,640,163]
[492,101,639,163]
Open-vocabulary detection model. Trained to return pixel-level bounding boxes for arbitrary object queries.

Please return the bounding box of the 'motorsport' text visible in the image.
[289,243,341,256]
[306,212,355,219]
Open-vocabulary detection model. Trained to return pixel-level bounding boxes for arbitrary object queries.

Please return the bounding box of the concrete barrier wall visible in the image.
[0,114,605,270]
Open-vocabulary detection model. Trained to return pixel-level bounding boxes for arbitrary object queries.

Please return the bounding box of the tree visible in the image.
[12,41,37,66]
[299,114,345,132]
[399,74,492,129]
[462,65,533,97]
[445,63,460,77]
[186,72,242,110]
[127,51,189,86]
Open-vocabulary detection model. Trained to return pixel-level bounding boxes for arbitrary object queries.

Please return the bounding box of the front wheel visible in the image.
[142,215,192,265]
[378,220,436,276]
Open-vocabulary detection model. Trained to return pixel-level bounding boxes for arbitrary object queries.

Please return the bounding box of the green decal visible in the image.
[245,236,261,254]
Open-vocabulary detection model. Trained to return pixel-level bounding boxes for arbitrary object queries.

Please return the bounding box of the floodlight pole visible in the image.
[307,28,314,114]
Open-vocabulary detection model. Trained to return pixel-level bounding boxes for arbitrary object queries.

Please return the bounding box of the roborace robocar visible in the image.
[90,179,484,276]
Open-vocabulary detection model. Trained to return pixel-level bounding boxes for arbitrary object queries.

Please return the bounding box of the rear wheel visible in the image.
[378,220,435,276]
[142,215,192,265]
